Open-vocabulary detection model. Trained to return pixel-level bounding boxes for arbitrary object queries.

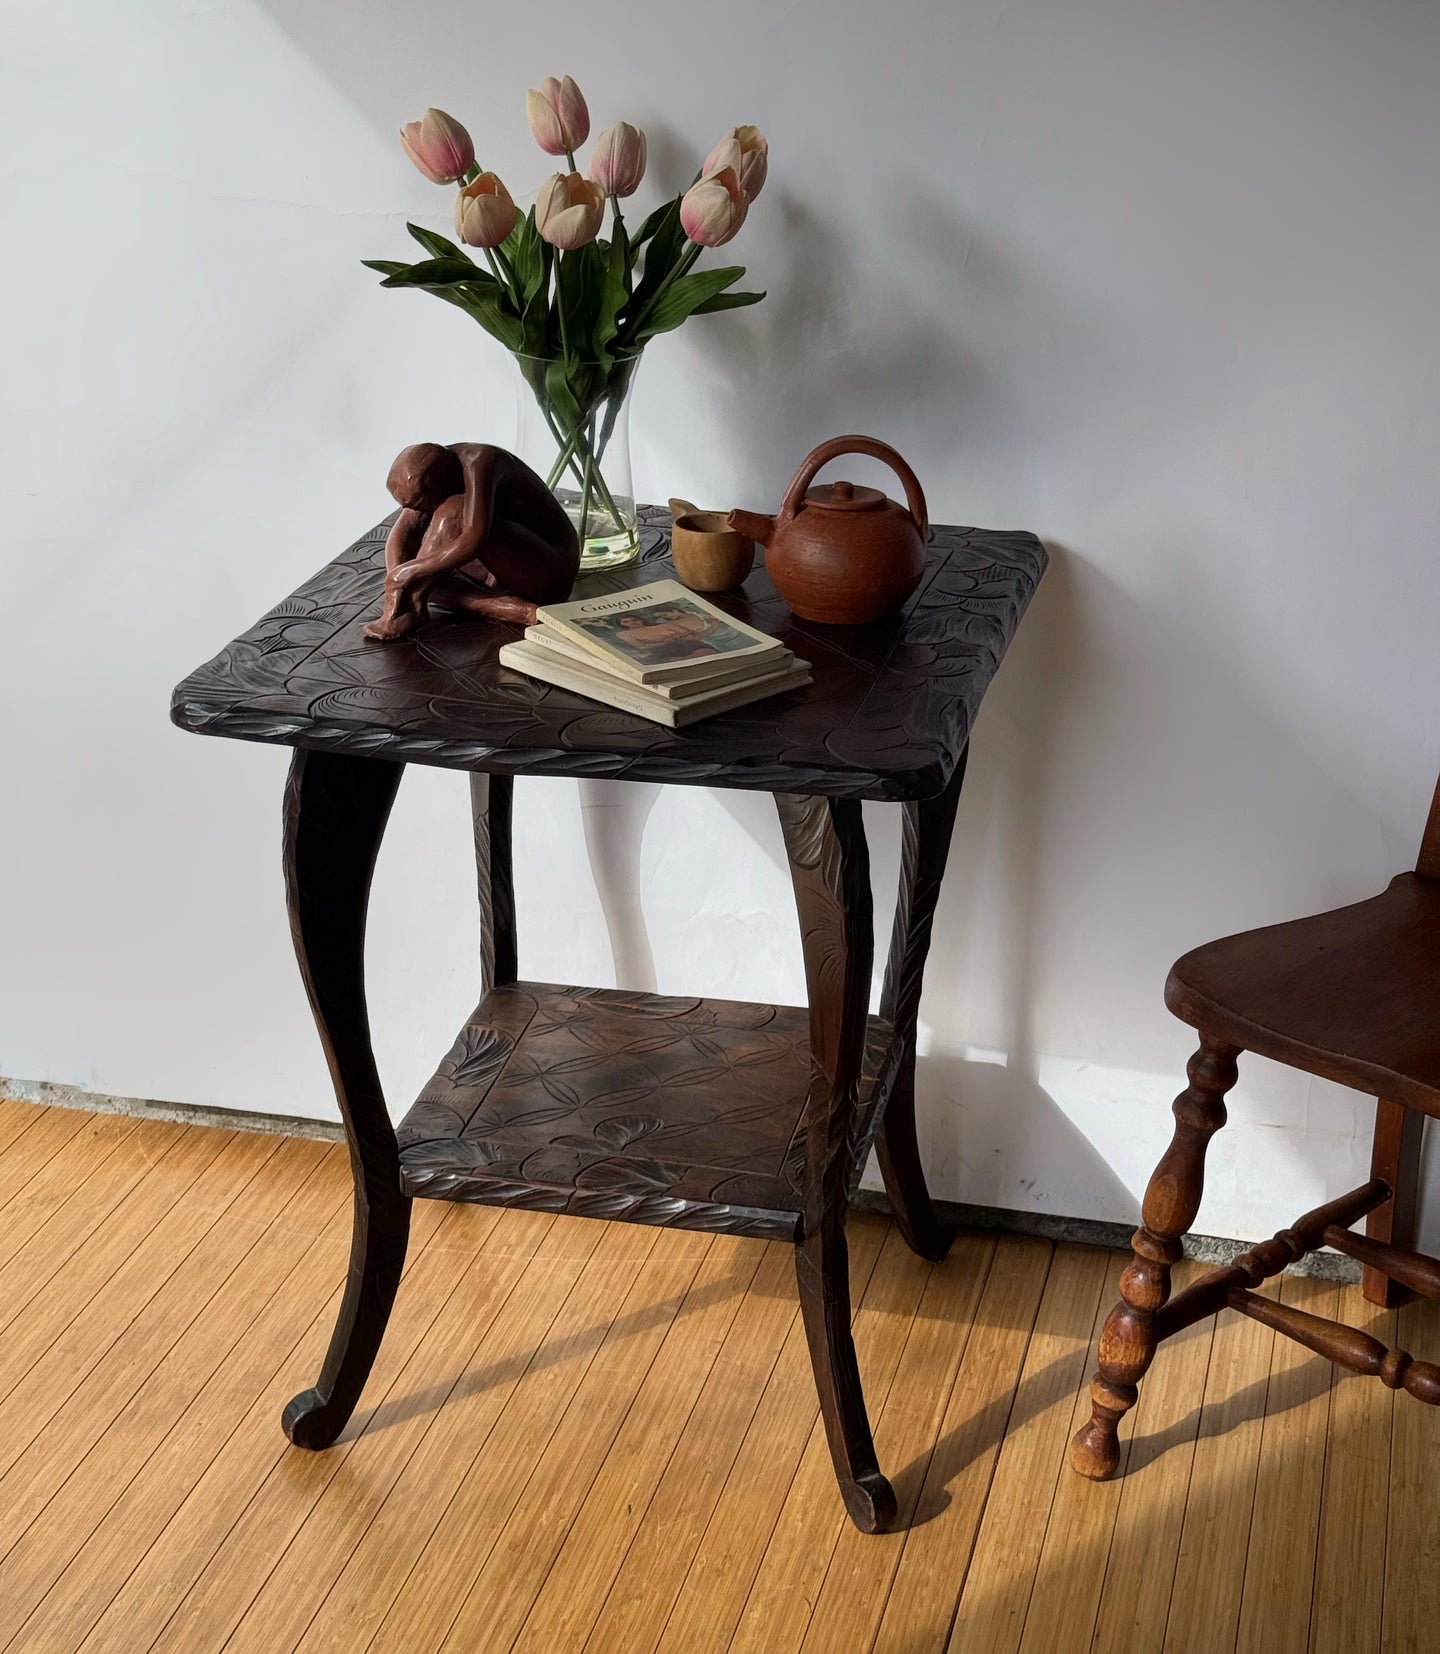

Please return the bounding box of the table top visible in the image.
[171,506,1045,801]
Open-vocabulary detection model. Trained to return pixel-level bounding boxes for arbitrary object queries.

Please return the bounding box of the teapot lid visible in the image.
[804,479,886,512]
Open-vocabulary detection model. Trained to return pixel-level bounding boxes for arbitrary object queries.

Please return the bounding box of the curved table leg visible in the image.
[777,792,896,1534]
[877,745,969,1261]
[281,749,410,1449]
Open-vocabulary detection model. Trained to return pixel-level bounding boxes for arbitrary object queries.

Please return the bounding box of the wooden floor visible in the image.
[0,1100,1434,1653]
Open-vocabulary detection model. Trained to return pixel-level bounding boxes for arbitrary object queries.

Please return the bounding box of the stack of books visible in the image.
[499,579,811,728]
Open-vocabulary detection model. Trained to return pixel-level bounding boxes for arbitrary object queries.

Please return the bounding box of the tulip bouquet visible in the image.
[369,80,768,567]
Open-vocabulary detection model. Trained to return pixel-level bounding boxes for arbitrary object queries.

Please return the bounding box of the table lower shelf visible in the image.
[394,982,893,1242]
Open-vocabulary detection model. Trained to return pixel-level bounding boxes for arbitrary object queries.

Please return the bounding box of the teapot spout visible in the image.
[726,508,775,546]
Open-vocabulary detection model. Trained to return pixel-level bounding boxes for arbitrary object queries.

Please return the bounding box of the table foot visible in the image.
[839,1470,899,1535]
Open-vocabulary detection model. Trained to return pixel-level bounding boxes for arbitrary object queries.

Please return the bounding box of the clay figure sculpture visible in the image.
[365,443,580,642]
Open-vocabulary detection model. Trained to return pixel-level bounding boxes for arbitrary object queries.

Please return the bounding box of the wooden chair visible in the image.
[1071,774,1440,1480]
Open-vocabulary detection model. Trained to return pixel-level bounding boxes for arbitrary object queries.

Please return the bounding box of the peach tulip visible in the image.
[703,125,768,201]
[399,108,474,184]
[526,75,590,156]
[679,166,748,247]
[454,172,518,248]
[588,121,647,198]
[536,171,606,249]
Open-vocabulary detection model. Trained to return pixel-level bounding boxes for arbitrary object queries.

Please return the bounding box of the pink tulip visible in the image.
[399,108,475,185]
[679,166,748,247]
[703,125,768,201]
[526,75,590,156]
[588,121,647,198]
[454,172,518,248]
[535,171,606,249]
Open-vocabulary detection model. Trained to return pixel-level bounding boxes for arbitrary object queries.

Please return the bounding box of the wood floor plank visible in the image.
[1309,1283,1394,1654]
[0,1120,221,1352]
[142,1200,528,1654]
[1234,1273,1340,1654]
[0,1105,91,1214]
[444,1234,764,1654]
[0,1100,49,1160]
[0,1130,272,1472]
[724,1227,938,1654]
[361,1224,704,1654]
[800,1232,1003,1654]
[937,1242,1112,1654]
[516,1238,797,1654]
[7,1150,354,1654]
[1381,1290,1440,1654]
[0,1111,139,1268]
[71,1194,455,1654]
[220,1204,580,1654]
[649,1215,893,1654]
[0,1118,189,1336]
[1090,1259,1217,1654]
[0,1135,320,1566]
[0,1139,341,1646]
[1161,1278,1278,1654]
[582,1220,885,1654]
[863,1235,1052,1654]
[1015,1252,1134,1654]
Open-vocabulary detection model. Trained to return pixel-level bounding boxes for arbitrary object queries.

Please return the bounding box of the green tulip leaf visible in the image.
[691,288,767,314]
[520,240,554,357]
[595,221,630,362]
[460,289,525,351]
[504,208,546,302]
[634,265,746,341]
[361,259,411,279]
[632,199,676,247]
[544,356,582,428]
[379,257,499,290]
[406,223,472,264]
[557,243,604,354]
[629,201,685,309]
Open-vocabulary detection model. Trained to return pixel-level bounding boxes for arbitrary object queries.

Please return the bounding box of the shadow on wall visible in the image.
[690,539,1400,1233]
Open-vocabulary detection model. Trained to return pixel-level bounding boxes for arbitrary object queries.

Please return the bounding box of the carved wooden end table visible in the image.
[171,505,1045,1533]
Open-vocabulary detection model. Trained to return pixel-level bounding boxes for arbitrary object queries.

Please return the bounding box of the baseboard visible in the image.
[849,1190,1361,1282]
[0,1077,345,1144]
[0,1078,1362,1282]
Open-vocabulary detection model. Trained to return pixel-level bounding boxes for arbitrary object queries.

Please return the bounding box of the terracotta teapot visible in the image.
[729,435,929,625]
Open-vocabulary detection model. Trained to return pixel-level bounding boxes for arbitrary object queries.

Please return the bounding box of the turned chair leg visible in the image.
[1365,1098,1425,1308]
[1071,1033,1240,1480]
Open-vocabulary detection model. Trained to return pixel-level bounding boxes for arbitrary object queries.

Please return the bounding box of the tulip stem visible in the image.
[555,260,573,365]
[483,244,520,304]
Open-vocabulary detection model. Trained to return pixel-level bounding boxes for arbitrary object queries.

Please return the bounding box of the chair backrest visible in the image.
[1419,771,1440,879]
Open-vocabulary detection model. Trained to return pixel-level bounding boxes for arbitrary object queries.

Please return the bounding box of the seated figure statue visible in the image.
[364,443,580,642]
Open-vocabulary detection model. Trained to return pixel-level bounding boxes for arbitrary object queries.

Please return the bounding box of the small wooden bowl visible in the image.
[669,498,756,593]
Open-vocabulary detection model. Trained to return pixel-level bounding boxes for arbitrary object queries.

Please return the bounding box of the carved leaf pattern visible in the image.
[170,506,1045,804]
[395,980,889,1236]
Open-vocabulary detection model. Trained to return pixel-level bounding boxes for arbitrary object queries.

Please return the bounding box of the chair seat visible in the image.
[1165,872,1440,1116]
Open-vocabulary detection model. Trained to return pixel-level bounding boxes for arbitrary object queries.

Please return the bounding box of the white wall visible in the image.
[5,0,1438,1245]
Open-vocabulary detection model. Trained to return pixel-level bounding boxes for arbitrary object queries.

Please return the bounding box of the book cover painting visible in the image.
[568,594,761,669]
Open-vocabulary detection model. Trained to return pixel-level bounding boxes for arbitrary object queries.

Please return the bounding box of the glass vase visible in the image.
[512,350,642,573]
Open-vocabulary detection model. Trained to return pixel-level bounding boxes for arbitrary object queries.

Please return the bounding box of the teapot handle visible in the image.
[778,434,929,540]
